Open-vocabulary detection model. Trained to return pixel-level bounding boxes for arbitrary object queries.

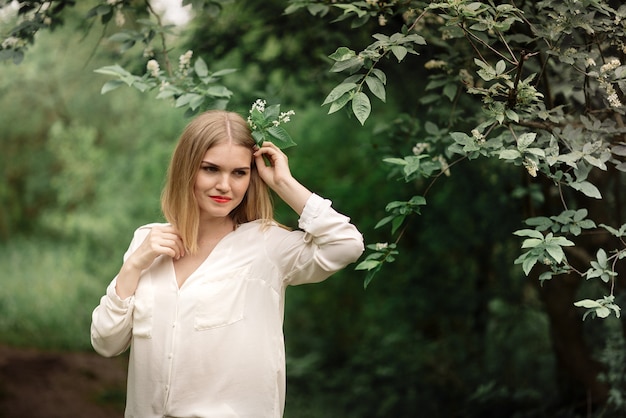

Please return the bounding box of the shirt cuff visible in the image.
[106,278,133,310]
[298,193,332,231]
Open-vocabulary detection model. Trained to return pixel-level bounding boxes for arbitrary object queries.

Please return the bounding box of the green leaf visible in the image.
[188,94,205,111]
[329,46,357,61]
[522,254,538,275]
[545,244,565,263]
[212,68,237,77]
[517,132,536,150]
[521,238,542,248]
[94,64,132,78]
[364,76,386,102]
[391,215,405,234]
[370,68,387,84]
[100,79,125,94]
[328,93,352,114]
[374,216,394,229]
[505,109,519,122]
[495,60,506,75]
[355,259,381,271]
[251,131,265,147]
[390,45,407,62]
[194,57,209,77]
[514,229,544,239]
[330,57,364,73]
[499,149,521,160]
[267,126,297,149]
[570,180,602,199]
[574,299,602,309]
[596,249,608,267]
[322,83,357,106]
[352,92,371,125]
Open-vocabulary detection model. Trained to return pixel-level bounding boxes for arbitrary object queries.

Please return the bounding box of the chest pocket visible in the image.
[194,266,250,331]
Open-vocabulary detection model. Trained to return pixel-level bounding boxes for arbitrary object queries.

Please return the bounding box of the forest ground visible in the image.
[0,345,127,418]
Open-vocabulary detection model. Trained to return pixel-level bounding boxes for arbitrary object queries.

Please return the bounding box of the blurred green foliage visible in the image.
[2,1,626,417]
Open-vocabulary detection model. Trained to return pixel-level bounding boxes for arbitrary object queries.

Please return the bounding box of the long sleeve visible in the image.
[272,193,364,286]
[90,279,134,357]
[90,226,151,357]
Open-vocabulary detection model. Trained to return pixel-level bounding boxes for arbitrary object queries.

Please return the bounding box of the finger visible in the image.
[162,235,186,259]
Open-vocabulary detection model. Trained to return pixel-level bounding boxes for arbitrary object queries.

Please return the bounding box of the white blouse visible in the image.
[90,194,364,418]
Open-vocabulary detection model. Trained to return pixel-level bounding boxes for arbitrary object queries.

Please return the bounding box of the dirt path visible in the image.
[0,345,127,418]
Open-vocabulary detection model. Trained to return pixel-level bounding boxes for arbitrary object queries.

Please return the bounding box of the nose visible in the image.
[216,173,231,192]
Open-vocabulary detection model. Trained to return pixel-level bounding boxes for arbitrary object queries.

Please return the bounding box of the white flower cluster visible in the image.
[523,157,538,177]
[600,57,621,74]
[273,110,295,127]
[251,99,266,113]
[424,59,447,70]
[247,99,295,130]
[598,58,623,108]
[374,242,388,251]
[412,142,429,155]
[471,129,486,144]
[1,36,19,49]
[179,50,193,75]
[146,59,160,78]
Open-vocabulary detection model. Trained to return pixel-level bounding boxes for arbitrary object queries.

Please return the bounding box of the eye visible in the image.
[234,169,249,177]
[201,165,219,173]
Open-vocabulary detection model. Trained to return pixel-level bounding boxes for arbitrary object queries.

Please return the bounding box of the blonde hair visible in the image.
[161,110,274,254]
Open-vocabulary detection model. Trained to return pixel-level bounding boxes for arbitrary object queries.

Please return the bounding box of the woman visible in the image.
[90,110,364,418]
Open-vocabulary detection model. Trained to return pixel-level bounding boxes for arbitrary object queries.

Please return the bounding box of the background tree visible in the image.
[1,0,626,416]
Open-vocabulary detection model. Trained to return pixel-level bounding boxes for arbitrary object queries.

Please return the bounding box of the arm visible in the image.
[254,142,364,284]
[277,194,365,285]
[115,224,185,299]
[90,224,185,356]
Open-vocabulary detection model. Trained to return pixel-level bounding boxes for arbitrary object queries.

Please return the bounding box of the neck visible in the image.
[197,216,235,243]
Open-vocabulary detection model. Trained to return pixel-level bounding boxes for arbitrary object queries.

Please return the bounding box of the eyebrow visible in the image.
[201,160,251,170]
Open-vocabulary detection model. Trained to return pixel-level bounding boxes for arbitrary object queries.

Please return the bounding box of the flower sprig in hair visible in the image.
[247,99,297,149]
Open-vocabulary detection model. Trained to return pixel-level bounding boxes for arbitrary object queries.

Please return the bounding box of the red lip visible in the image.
[210,196,232,203]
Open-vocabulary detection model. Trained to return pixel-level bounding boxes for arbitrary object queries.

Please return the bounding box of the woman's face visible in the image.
[194,142,252,221]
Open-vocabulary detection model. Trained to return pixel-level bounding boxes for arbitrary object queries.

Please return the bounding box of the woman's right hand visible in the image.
[116,225,185,299]
[126,225,186,271]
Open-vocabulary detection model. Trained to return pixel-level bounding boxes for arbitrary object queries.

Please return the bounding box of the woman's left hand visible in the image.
[253,141,312,215]
[253,141,294,189]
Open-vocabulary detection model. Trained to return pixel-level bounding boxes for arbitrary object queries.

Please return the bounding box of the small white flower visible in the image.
[378,15,387,26]
[178,50,193,74]
[147,59,160,77]
[523,157,538,177]
[1,36,19,49]
[115,9,125,27]
[412,142,429,155]
[471,129,484,141]
[424,60,447,70]
[600,58,620,74]
[459,69,474,87]
[436,155,451,177]
[375,242,388,251]
[607,93,623,108]
[585,57,596,67]
[278,110,295,124]
[251,99,266,113]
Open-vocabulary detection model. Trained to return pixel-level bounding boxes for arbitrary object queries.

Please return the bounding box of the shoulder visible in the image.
[130,222,169,242]
[236,219,296,239]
